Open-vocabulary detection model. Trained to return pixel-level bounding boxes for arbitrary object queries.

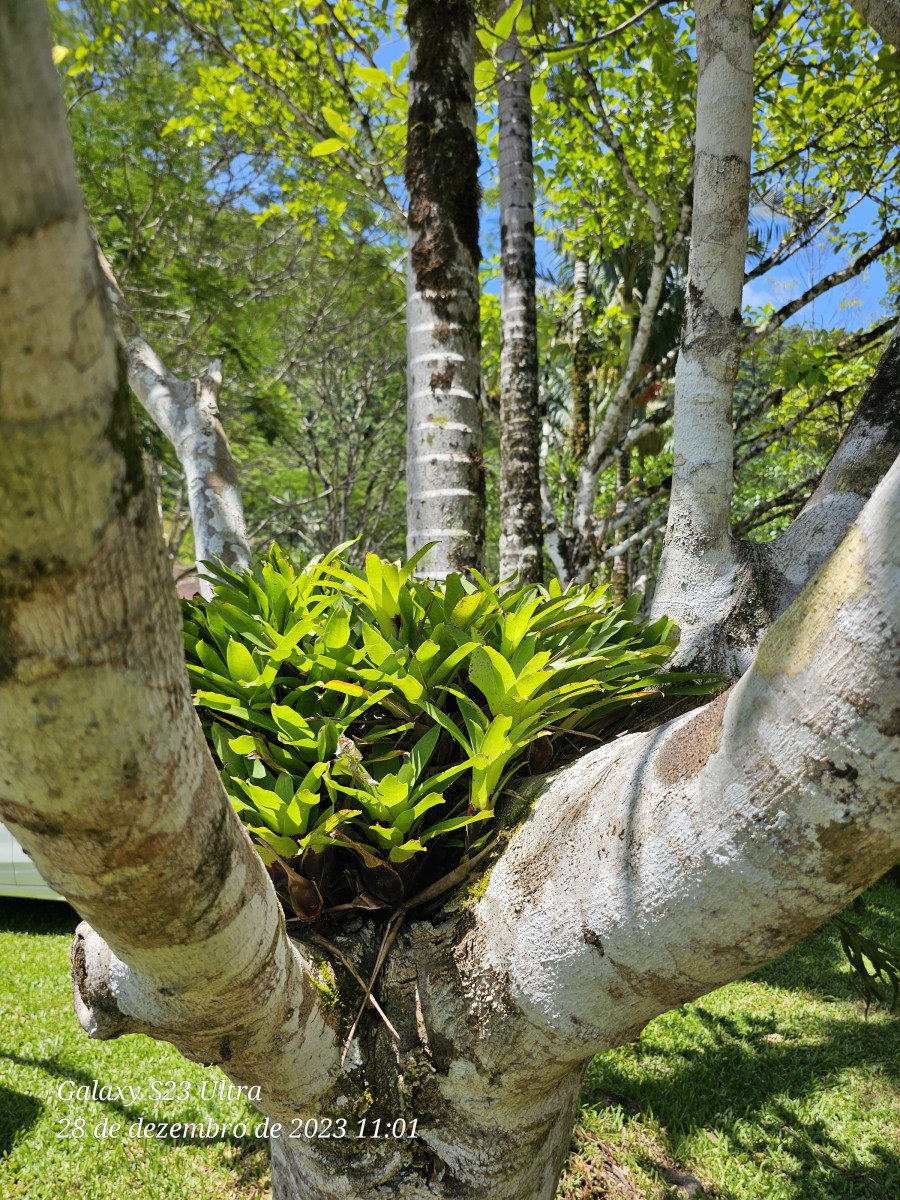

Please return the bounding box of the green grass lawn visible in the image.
[1,882,898,1199]
[560,878,900,1199]
[0,900,267,1199]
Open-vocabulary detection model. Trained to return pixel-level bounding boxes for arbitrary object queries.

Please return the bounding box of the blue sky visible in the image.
[376,15,893,333]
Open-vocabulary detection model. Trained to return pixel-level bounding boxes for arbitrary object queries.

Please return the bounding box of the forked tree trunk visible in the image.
[405,0,485,578]
[651,0,754,653]
[498,0,543,583]
[649,0,900,677]
[2,7,900,1200]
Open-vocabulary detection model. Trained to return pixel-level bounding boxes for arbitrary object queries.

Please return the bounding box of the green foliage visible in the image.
[833,914,900,1015]
[183,544,715,917]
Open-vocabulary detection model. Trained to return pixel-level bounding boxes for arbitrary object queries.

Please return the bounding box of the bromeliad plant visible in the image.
[182,543,716,921]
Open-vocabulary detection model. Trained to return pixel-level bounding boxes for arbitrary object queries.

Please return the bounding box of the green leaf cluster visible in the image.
[183,543,715,917]
[833,915,900,1014]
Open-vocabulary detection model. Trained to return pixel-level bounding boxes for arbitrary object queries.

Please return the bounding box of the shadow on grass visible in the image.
[587,1003,900,1199]
[0,1086,42,1158]
[751,928,900,1009]
[0,1051,267,1154]
[0,898,80,937]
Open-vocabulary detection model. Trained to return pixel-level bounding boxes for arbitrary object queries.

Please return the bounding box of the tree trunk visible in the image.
[848,0,900,48]
[610,406,633,604]
[405,0,485,578]
[0,0,330,1114]
[498,0,543,584]
[651,0,754,656]
[96,247,250,595]
[569,251,591,462]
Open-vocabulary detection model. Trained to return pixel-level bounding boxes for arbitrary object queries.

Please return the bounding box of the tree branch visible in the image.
[470,455,900,1062]
[735,318,895,433]
[771,317,900,595]
[731,476,818,534]
[95,241,251,592]
[848,0,900,49]
[745,228,900,348]
[539,0,668,53]
[161,0,406,230]
[753,0,790,48]
[0,1,335,1115]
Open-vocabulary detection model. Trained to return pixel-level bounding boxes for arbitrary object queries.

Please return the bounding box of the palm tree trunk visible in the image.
[610,406,632,603]
[498,0,543,582]
[569,251,591,461]
[405,0,484,578]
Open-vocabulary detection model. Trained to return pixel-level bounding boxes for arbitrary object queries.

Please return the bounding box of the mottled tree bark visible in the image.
[609,406,633,604]
[0,0,332,1113]
[651,0,753,653]
[498,0,543,583]
[848,0,900,48]
[96,247,250,595]
[704,317,900,676]
[405,0,485,578]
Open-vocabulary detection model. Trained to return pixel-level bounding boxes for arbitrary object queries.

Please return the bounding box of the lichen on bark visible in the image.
[406,0,481,302]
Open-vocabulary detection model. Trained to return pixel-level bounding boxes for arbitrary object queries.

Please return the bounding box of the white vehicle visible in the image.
[0,820,62,900]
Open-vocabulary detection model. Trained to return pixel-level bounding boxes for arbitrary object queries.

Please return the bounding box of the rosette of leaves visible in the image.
[182,543,717,921]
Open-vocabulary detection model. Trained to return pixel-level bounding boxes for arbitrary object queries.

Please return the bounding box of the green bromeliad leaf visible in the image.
[183,543,720,913]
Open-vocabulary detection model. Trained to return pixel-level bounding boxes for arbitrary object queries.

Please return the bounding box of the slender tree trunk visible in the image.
[610,406,633,603]
[610,293,634,603]
[405,0,485,578]
[498,0,543,583]
[4,9,900,1200]
[97,247,250,595]
[651,0,754,651]
[0,0,328,1114]
[569,251,591,461]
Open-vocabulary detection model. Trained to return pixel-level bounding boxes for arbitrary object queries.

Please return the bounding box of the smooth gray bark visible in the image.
[848,0,900,48]
[651,0,754,653]
[0,0,333,1116]
[96,247,250,594]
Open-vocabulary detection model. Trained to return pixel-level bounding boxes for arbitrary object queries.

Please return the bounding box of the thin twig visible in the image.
[338,834,506,1068]
[340,913,404,1068]
[306,932,400,1040]
[400,834,505,914]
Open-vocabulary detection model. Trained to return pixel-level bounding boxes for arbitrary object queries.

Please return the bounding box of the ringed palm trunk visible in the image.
[498,0,543,583]
[569,250,591,461]
[405,0,485,578]
[610,405,633,603]
[610,294,634,602]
